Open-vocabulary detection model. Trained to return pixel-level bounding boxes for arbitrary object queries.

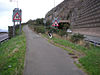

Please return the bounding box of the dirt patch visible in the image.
[12,48,19,54]
[8,48,19,57]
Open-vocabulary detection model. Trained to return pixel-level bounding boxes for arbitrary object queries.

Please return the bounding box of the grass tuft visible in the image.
[0,33,26,75]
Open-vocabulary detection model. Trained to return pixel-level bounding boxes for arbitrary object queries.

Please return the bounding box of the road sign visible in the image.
[13,8,22,22]
[52,17,59,27]
[52,17,59,23]
[52,20,59,27]
[13,12,21,20]
[12,8,22,37]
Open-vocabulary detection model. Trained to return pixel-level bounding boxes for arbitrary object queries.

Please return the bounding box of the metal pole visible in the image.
[54,0,55,8]
[13,22,15,37]
[19,21,21,34]
[17,0,18,8]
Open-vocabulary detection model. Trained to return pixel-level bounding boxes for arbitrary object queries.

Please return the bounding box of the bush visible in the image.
[57,30,67,37]
[47,28,67,37]
[34,26,45,33]
[71,33,85,43]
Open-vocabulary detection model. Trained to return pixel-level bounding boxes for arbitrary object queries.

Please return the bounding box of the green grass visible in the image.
[44,35,100,75]
[0,33,26,75]
[79,46,100,75]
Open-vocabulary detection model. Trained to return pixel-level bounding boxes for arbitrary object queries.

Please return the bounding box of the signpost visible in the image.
[52,18,59,27]
[12,8,22,36]
[52,20,59,27]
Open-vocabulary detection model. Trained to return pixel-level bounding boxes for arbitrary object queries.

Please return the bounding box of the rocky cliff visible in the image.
[45,0,79,21]
[45,0,100,37]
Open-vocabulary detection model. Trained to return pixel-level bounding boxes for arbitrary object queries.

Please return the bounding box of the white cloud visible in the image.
[0,0,64,30]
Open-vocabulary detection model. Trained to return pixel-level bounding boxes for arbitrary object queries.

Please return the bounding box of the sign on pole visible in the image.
[52,20,59,26]
[13,8,22,22]
[12,8,22,36]
[52,18,59,27]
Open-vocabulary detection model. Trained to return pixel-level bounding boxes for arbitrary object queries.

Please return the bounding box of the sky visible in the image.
[0,0,64,30]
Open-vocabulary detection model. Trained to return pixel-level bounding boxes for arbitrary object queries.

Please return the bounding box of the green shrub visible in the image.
[71,33,85,43]
[34,26,45,33]
[57,30,67,37]
[47,28,67,37]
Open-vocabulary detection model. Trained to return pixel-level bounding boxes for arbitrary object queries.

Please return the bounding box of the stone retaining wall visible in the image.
[8,25,19,39]
[71,0,100,37]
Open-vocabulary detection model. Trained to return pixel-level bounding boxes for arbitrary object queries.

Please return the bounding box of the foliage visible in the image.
[34,26,45,33]
[0,33,26,75]
[27,18,44,26]
[71,33,85,43]
[47,27,68,37]
[28,18,46,33]
[27,19,35,25]
[58,23,70,30]
[45,20,51,28]
[35,18,44,25]
[47,28,58,33]
[57,30,67,37]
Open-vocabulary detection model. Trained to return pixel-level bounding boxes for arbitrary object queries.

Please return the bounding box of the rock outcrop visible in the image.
[45,0,79,21]
[45,0,100,37]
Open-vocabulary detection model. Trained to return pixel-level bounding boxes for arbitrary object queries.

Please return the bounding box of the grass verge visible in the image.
[0,33,26,75]
[43,34,100,75]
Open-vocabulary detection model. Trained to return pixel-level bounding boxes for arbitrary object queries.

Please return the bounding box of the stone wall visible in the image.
[71,0,100,37]
[8,25,19,39]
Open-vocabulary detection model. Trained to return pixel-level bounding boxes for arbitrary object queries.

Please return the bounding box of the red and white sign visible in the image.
[13,12,21,21]
[52,20,59,27]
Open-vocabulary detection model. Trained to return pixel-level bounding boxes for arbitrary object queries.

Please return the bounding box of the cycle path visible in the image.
[23,25,85,75]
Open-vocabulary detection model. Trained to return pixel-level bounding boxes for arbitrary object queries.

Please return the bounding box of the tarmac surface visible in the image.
[0,33,8,42]
[23,25,85,75]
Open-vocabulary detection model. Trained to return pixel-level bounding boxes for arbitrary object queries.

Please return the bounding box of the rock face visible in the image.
[45,0,79,21]
[45,0,100,37]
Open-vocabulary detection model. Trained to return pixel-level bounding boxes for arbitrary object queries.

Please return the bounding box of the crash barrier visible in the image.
[0,37,8,45]
[85,39,100,46]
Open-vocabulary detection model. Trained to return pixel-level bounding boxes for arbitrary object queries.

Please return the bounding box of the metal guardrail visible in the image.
[0,33,9,44]
[0,37,8,44]
[85,39,100,46]
[0,37,8,42]
[84,35,100,46]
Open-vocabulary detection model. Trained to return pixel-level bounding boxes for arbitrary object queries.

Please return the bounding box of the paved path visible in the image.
[0,33,8,42]
[23,25,85,75]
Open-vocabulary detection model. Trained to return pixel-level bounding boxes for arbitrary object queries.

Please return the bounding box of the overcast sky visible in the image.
[0,0,64,30]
